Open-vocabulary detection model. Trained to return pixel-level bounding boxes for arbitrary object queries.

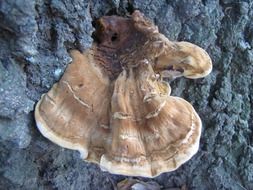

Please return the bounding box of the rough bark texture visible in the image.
[0,0,252,189]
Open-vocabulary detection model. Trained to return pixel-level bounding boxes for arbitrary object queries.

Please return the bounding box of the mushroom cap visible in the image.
[35,10,211,177]
[154,41,212,79]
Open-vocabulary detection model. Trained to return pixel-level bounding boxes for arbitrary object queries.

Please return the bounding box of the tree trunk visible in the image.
[0,0,252,189]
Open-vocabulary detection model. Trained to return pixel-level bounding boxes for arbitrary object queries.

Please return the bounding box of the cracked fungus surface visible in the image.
[35,11,212,177]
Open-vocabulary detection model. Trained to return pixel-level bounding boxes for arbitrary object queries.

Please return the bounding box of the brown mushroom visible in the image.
[154,41,212,79]
[35,10,212,177]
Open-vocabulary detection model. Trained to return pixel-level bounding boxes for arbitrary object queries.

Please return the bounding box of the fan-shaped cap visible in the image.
[35,10,211,177]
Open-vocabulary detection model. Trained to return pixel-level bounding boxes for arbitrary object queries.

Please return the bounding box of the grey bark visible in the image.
[0,0,252,189]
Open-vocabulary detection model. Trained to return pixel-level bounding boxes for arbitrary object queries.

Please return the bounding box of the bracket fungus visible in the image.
[35,11,212,177]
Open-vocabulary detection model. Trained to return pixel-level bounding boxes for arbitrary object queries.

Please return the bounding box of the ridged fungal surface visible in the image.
[35,11,212,177]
